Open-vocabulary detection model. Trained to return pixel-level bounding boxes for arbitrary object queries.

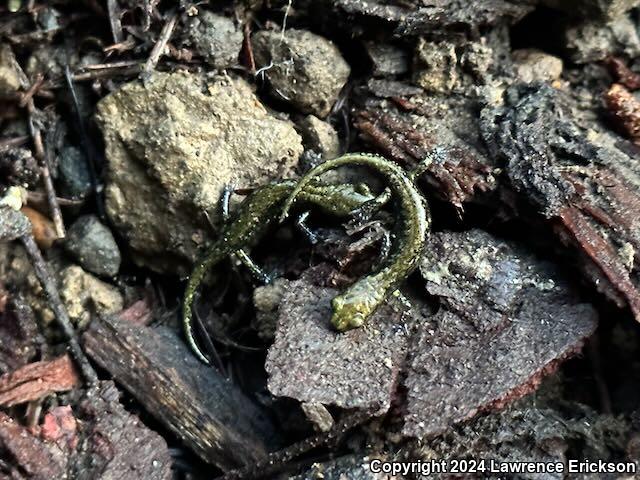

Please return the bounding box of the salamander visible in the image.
[183,180,375,363]
[280,153,430,331]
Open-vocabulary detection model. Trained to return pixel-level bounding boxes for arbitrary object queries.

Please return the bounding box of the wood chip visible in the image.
[83,315,279,470]
[0,354,80,407]
[266,270,413,413]
[404,230,598,438]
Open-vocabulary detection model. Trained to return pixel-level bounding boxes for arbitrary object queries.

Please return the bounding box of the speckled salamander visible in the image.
[183,180,375,363]
[280,153,431,331]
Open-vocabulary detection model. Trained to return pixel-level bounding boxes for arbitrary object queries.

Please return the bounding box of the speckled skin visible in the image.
[281,154,431,331]
[183,180,375,363]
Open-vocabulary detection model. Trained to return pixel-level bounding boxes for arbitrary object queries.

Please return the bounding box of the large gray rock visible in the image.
[63,215,121,277]
[252,29,350,118]
[96,72,303,274]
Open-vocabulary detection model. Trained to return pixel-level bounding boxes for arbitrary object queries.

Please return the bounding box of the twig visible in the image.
[143,12,178,74]
[20,233,98,385]
[0,135,29,149]
[70,65,142,82]
[106,0,123,44]
[242,16,256,74]
[18,73,44,108]
[64,65,106,221]
[217,408,375,480]
[26,102,65,239]
[81,60,142,71]
[26,190,84,208]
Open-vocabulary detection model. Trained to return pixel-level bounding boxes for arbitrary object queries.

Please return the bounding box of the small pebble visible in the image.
[64,214,121,277]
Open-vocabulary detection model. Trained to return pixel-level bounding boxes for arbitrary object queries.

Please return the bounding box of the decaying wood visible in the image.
[481,83,640,322]
[83,314,279,470]
[0,354,80,407]
[265,267,412,413]
[403,230,598,438]
[72,381,173,480]
[0,411,66,479]
[353,82,496,211]
[0,296,41,375]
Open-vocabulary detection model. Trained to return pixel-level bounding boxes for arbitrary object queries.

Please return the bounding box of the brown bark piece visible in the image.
[0,411,66,479]
[353,83,496,211]
[71,381,172,480]
[404,230,598,438]
[265,275,413,413]
[82,315,278,470]
[0,354,80,407]
[481,83,640,322]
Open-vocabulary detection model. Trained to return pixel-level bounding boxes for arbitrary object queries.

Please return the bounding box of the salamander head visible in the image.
[330,284,382,331]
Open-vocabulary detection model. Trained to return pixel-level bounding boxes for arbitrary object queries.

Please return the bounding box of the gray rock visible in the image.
[295,115,340,159]
[0,44,25,97]
[96,72,302,274]
[512,49,563,84]
[300,402,334,432]
[185,11,242,69]
[64,215,121,277]
[564,15,640,64]
[252,278,291,341]
[543,0,640,20]
[252,29,351,118]
[26,44,79,78]
[57,146,92,199]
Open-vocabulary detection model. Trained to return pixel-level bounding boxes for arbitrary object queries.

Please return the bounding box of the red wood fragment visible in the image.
[604,83,640,145]
[118,299,153,325]
[605,57,640,91]
[557,206,640,319]
[0,354,80,407]
[0,411,66,478]
[40,405,78,451]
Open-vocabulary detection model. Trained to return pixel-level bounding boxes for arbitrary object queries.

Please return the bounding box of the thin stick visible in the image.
[218,408,375,480]
[18,74,44,108]
[106,0,123,44]
[64,65,106,220]
[27,102,65,239]
[0,135,29,149]
[20,234,98,385]
[143,12,178,74]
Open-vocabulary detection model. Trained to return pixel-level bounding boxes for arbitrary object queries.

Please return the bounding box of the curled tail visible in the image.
[182,250,224,364]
